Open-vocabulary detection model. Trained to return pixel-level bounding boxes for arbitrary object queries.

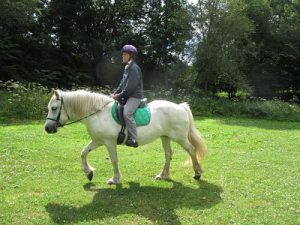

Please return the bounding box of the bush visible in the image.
[0,80,49,121]
[145,87,300,122]
[1,81,299,122]
[0,80,113,122]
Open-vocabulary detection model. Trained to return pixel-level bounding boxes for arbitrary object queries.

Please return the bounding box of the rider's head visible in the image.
[121,44,137,64]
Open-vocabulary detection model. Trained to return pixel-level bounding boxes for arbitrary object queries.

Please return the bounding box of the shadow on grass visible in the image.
[46,180,222,225]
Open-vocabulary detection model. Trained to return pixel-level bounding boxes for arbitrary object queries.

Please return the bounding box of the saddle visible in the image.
[112,99,151,127]
[111,99,151,144]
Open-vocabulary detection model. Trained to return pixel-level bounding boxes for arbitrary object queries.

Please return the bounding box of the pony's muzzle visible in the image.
[45,122,58,134]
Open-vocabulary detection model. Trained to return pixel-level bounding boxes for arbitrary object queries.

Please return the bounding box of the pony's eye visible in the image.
[52,106,57,111]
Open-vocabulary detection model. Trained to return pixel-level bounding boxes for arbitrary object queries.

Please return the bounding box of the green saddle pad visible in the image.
[111,101,151,126]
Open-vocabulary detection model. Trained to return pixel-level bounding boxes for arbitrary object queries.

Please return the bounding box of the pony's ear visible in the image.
[54,89,60,100]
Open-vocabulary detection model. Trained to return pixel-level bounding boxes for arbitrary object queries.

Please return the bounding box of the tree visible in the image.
[0,0,41,81]
[270,0,300,99]
[194,0,254,97]
[34,0,193,87]
[136,0,193,86]
[243,0,300,99]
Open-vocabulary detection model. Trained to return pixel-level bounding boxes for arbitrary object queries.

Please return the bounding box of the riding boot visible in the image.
[125,137,138,148]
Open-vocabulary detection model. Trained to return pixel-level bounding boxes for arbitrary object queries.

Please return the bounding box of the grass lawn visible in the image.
[0,117,299,225]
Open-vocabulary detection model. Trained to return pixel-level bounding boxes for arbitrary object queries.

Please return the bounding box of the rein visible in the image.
[62,100,112,126]
[47,95,114,127]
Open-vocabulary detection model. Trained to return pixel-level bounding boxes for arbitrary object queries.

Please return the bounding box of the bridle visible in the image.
[46,95,113,127]
[46,96,69,127]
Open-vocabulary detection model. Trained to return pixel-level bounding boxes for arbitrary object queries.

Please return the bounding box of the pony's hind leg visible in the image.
[178,139,202,180]
[81,140,99,181]
[156,136,173,180]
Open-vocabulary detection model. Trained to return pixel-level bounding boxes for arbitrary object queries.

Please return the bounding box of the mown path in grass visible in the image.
[0,117,299,225]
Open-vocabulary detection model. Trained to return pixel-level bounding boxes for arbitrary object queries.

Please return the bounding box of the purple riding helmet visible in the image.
[122,45,138,55]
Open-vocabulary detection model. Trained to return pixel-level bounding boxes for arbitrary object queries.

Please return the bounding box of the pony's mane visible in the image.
[62,90,112,118]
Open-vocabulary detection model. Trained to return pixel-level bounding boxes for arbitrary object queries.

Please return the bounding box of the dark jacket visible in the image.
[114,61,143,100]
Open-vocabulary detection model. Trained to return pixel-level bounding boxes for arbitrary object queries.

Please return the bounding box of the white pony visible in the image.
[45,90,206,184]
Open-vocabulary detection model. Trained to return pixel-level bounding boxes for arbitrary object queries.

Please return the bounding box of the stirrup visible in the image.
[139,98,147,108]
[117,126,126,145]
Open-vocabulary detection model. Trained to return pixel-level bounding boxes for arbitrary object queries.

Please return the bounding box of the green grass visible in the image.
[0,117,299,225]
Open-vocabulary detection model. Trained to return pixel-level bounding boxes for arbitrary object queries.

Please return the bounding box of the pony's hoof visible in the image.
[155,174,169,180]
[87,171,93,181]
[107,178,118,185]
[155,175,163,180]
[193,174,201,180]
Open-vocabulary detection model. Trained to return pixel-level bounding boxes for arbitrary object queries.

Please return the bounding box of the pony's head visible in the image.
[45,90,69,134]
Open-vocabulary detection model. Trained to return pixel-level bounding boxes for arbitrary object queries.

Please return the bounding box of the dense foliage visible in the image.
[194,0,300,99]
[0,0,192,88]
[1,80,299,122]
[0,0,299,100]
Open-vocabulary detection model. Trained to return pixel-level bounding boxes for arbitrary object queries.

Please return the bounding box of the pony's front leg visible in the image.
[81,140,99,181]
[105,142,121,185]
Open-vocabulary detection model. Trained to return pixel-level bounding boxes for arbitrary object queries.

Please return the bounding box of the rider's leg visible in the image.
[123,97,141,146]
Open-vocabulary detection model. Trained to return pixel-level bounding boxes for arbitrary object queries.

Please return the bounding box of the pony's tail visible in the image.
[180,103,207,161]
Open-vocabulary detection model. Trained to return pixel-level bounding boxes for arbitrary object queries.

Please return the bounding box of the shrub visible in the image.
[144,87,300,122]
[0,80,49,121]
[0,81,299,122]
[0,80,113,122]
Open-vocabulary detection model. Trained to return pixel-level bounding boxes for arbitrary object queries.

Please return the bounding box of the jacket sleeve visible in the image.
[114,73,127,95]
[117,66,141,99]
[114,81,123,94]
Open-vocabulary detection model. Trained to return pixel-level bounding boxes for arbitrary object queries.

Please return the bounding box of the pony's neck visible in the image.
[62,90,112,119]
